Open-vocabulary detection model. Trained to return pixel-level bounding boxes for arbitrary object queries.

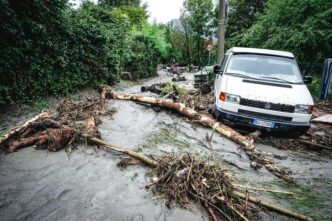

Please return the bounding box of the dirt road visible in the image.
[0,70,331,221]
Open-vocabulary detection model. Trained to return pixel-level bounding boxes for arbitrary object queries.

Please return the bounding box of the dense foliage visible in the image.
[165,20,195,67]
[98,0,141,8]
[226,0,332,75]
[225,0,267,49]
[0,0,168,105]
[167,0,331,76]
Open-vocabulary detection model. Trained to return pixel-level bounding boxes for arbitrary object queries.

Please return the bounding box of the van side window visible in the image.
[220,55,229,73]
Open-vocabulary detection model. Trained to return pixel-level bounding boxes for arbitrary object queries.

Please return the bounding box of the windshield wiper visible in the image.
[259,76,294,84]
[226,72,260,80]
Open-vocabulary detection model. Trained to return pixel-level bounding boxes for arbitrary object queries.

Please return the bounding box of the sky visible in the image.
[142,0,185,24]
[69,0,217,24]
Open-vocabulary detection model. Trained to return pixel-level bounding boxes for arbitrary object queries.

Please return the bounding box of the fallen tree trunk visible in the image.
[0,110,51,147]
[8,133,48,153]
[141,83,167,94]
[104,87,254,149]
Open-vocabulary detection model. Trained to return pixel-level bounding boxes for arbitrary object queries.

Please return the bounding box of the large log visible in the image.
[104,87,254,149]
[8,133,48,153]
[103,87,294,182]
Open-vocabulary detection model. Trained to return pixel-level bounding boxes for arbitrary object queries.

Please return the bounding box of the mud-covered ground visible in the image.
[0,70,331,221]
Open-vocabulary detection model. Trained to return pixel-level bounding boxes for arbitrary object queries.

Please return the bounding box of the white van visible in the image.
[212,47,314,135]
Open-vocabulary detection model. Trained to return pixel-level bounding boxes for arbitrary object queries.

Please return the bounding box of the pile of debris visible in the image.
[313,100,332,116]
[145,154,312,221]
[262,100,332,152]
[147,154,247,221]
[0,96,116,153]
[176,90,214,115]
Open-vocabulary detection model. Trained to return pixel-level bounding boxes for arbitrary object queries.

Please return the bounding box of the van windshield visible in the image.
[226,54,303,84]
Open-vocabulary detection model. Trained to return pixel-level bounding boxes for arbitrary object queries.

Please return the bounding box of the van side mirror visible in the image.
[214,65,221,75]
[303,75,313,84]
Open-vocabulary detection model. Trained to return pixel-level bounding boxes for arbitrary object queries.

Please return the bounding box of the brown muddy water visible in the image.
[0,70,331,221]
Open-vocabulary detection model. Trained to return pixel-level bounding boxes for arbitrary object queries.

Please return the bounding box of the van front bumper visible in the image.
[214,108,310,133]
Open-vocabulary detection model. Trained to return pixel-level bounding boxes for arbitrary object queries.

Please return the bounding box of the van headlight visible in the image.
[219,92,241,104]
[295,104,314,114]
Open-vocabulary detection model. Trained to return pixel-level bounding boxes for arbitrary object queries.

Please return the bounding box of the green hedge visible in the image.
[0,1,168,106]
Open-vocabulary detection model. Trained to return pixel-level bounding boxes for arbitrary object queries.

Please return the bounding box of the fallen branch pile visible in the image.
[0,98,115,153]
[103,86,293,182]
[262,100,332,153]
[144,154,312,221]
[147,154,243,221]
[88,136,314,221]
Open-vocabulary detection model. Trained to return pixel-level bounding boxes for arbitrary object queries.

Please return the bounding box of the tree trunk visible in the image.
[104,87,254,149]
[217,0,226,63]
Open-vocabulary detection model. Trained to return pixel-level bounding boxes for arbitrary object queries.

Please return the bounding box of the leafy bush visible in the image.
[0,0,169,106]
[127,25,171,79]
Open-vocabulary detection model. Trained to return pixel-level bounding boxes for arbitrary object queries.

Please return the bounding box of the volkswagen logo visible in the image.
[265,102,271,109]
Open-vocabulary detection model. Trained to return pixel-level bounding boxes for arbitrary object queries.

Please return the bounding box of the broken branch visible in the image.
[233,191,313,221]
[89,137,158,167]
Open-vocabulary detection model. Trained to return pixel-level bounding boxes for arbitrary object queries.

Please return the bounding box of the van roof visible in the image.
[227,47,295,58]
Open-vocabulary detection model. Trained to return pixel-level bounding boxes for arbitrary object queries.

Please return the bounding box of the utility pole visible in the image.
[217,0,226,64]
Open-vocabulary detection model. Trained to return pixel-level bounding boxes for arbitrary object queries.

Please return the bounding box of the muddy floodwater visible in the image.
[1,70,331,221]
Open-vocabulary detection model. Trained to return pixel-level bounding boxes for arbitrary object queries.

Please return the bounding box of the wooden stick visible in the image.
[204,201,220,221]
[233,184,295,195]
[226,202,249,221]
[89,137,158,167]
[233,191,314,221]
[298,139,332,151]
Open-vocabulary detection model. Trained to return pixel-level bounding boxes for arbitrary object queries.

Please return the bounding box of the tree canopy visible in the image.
[227,0,332,74]
[183,0,214,66]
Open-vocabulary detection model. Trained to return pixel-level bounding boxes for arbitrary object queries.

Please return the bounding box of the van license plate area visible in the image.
[253,119,275,128]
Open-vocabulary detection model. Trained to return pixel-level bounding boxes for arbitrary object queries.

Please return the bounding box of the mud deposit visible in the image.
[1,70,332,221]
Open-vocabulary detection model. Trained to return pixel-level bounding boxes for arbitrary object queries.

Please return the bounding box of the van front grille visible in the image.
[238,109,293,122]
[240,98,295,113]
